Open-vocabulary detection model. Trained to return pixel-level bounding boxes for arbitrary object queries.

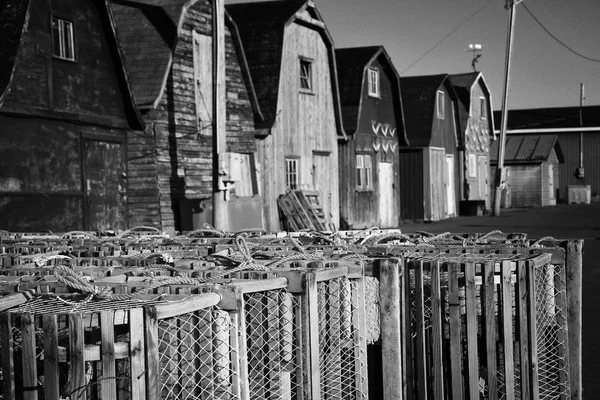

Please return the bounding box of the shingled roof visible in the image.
[400,74,455,147]
[226,0,345,138]
[0,0,31,106]
[335,45,408,145]
[493,105,600,131]
[490,134,564,164]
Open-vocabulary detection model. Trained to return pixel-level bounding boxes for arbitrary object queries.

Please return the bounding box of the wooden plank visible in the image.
[430,261,444,400]
[100,311,117,399]
[0,313,16,399]
[403,262,414,400]
[565,239,582,400]
[213,309,231,400]
[267,290,283,398]
[69,314,87,400]
[527,261,540,399]
[237,308,251,400]
[484,261,498,400]
[414,260,427,400]
[399,257,409,400]
[229,312,242,400]
[517,261,531,400]
[145,306,161,400]
[465,262,479,400]
[129,308,146,400]
[42,314,60,400]
[554,262,570,400]
[501,261,516,400]
[352,276,369,399]
[304,271,320,399]
[325,279,342,399]
[21,313,38,400]
[0,290,35,311]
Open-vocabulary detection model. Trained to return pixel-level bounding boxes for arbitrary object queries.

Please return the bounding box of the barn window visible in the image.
[52,17,75,61]
[480,97,487,120]
[468,153,477,178]
[356,154,373,190]
[299,58,313,92]
[436,90,445,120]
[285,158,299,190]
[368,68,380,97]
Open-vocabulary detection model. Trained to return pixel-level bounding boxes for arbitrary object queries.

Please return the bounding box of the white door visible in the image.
[378,162,394,228]
[446,155,456,217]
[478,155,489,209]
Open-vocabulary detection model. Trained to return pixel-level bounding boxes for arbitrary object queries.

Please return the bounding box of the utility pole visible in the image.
[212,0,227,230]
[492,0,521,216]
[576,82,585,178]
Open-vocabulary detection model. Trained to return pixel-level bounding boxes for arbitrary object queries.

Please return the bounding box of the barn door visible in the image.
[378,162,394,228]
[430,148,446,221]
[478,155,489,209]
[84,140,126,230]
[446,155,456,217]
[312,154,332,225]
[548,163,555,204]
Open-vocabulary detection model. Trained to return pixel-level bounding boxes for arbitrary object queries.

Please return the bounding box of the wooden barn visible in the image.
[494,106,600,203]
[335,46,407,229]
[449,72,494,214]
[112,0,262,233]
[490,135,564,208]
[0,0,144,232]
[226,0,346,231]
[398,74,461,221]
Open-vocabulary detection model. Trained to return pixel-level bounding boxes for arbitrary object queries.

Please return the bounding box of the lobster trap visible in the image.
[401,253,570,400]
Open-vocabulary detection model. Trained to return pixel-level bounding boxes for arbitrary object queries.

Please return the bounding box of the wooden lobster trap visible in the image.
[0,292,243,400]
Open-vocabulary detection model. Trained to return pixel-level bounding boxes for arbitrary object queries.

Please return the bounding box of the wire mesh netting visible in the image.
[243,288,304,400]
[534,263,570,400]
[317,276,367,400]
[157,307,238,400]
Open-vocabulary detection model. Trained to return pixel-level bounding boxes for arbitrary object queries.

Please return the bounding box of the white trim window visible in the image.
[52,17,75,61]
[436,90,445,120]
[368,68,380,97]
[299,58,313,92]
[480,97,487,120]
[468,153,477,178]
[285,158,299,190]
[356,154,373,190]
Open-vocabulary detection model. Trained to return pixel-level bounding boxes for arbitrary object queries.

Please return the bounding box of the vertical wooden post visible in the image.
[0,313,15,400]
[21,313,38,400]
[414,260,427,400]
[465,262,479,400]
[565,239,582,400]
[517,261,531,400]
[448,263,463,400]
[100,311,117,400]
[145,306,161,400]
[352,276,369,398]
[379,258,403,400]
[304,271,321,399]
[42,314,60,400]
[555,261,570,400]
[431,261,445,400]
[130,308,146,400]
[484,261,498,400]
[501,261,516,400]
[527,261,540,399]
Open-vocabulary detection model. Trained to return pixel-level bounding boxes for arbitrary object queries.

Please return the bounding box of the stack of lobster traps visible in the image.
[0,227,582,400]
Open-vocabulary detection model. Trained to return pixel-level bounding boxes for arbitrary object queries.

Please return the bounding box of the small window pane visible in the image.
[368,69,379,97]
[356,154,372,190]
[300,59,312,91]
[52,17,75,61]
[285,158,299,190]
[480,97,487,120]
[437,90,445,120]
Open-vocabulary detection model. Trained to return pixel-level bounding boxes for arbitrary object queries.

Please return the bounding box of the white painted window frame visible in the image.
[52,17,75,61]
[368,68,380,98]
[285,157,299,190]
[480,96,487,120]
[356,154,373,190]
[468,153,478,178]
[299,57,313,93]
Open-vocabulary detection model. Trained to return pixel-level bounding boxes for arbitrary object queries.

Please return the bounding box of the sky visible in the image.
[226,0,600,111]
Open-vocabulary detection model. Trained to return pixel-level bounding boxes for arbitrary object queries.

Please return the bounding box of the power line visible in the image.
[522,2,600,63]
[400,0,494,75]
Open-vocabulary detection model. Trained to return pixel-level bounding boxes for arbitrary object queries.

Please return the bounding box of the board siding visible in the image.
[398,149,424,221]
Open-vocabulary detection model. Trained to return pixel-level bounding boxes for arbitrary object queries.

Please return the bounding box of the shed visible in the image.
[335,45,407,229]
[490,135,564,208]
[493,106,600,203]
[0,0,144,232]
[449,72,494,214]
[227,0,346,231]
[398,74,461,221]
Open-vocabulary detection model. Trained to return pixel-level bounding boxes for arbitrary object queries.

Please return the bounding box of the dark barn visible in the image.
[335,46,408,229]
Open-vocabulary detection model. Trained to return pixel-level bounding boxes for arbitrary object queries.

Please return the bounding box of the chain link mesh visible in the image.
[243,289,304,399]
[157,307,238,399]
[317,276,367,400]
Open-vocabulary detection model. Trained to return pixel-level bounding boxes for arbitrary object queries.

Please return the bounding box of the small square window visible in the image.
[356,154,373,190]
[436,90,445,120]
[285,158,299,190]
[299,59,312,92]
[52,17,75,61]
[368,68,380,97]
[468,153,477,178]
[480,97,487,120]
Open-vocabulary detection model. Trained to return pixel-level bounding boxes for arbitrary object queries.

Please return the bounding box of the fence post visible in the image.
[565,239,582,400]
[379,258,403,400]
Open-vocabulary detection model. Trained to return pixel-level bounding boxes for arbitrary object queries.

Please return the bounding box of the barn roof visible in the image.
[400,74,456,147]
[226,0,346,138]
[335,45,408,144]
[493,105,600,130]
[1,0,144,129]
[490,134,564,164]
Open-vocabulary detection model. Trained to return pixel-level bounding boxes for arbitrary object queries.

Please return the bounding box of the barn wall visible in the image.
[508,164,542,207]
[258,19,338,231]
[553,132,600,202]
[398,148,424,221]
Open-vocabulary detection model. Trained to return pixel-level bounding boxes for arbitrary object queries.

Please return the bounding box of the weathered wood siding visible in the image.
[257,19,339,231]
[463,80,492,207]
[339,57,400,229]
[508,164,542,207]
[0,0,134,231]
[398,148,424,221]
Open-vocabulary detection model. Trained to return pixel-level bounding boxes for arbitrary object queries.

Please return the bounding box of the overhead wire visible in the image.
[400,0,494,75]
[521,2,600,63]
